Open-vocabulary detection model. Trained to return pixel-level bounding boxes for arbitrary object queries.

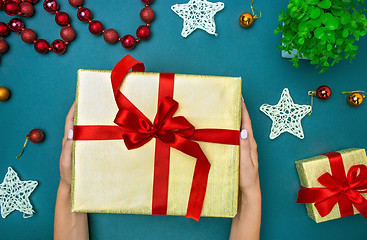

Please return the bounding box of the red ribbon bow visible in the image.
[73,55,240,221]
[297,152,367,219]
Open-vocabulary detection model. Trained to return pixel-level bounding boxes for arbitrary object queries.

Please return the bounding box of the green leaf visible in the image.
[318,0,332,9]
[342,29,349,38]
[307,0,319,5]
[290,6,301,18]
[336,38,344,45]
[314,27,326,39]
[298,38,305,44]
[298,22,309,32]
[310,7,321,19]
[327,43,332,51]
[325,17,339,30]
[281,8,285,15]
[340,13,352,25]
[331,7,343,16]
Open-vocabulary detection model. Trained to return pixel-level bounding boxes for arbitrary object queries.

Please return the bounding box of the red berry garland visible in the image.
[68,0,155,50]
[0,0,76,55]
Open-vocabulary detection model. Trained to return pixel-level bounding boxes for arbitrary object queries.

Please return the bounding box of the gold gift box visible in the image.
[295,148,367,223]
[71,69,241,218]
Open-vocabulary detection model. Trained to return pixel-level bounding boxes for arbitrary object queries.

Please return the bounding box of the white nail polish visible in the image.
[240,129,248,140]
[67,129,73,140]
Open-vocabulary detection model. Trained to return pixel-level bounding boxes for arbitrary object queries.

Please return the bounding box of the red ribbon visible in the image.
[297,152,367,219]
[73,55,240,221]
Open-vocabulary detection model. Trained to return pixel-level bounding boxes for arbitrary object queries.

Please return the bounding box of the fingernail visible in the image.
[240,129,248,140]
[241,95,244,101]
[67,129,73,140]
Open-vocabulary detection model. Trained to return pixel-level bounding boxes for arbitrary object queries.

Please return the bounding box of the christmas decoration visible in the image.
[296,148,367,223]
[171,0,224,38]
[68,0,154,49]
[307,85,332,115]
[72,55,241,221]
[16,129,45,158]
[0,0,76,56]
[239,0,261,28]
[0,167,38,218]
[260,88,311,139]
[0,86,10,101]
[275,0,367,73]
[343,91,365,107]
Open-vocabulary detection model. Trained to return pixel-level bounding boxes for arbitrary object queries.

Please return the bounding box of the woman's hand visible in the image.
[229,97,261,240]
[59,102,75,188]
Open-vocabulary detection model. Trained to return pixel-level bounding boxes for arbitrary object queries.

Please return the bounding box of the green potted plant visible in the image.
[275,0,367,73]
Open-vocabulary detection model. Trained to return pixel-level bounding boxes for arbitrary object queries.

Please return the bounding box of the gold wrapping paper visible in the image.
[295,148,367,223]
[72,69,241,218]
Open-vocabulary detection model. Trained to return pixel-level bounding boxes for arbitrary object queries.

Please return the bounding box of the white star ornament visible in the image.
[0,167,38,218]
[171,0,224,38]
[260,88,311,140]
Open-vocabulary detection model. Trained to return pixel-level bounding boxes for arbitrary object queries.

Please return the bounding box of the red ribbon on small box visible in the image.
[297,152,367,219]
[73,55,240,221]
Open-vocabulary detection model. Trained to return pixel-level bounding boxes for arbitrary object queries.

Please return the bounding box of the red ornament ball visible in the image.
[68,0,83,8]
[141,0,154,4]
[316,85,332,100]
[3,1,19,16]
[19,2,34,17]
[51,39,66,54]
[103,28,119,44]
[24,0,39,3]
[89,20,103,35]
[121,35,136,50]
[60,26,76,42]
[34,39,50,54]
[77,7,92,22]
[11,0,22,4]
[136,25,151,40]
[0,39,9,54]
[43,0,59,13]
[140,7,155,23]
[20,28,37,43]
[8,18,24,33]
[28,129,45,143]
[0,1,3,9]
[0,22,10,37]
[55,12,70,26]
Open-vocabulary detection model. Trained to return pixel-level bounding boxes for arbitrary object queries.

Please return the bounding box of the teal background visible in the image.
[1,0,367,239]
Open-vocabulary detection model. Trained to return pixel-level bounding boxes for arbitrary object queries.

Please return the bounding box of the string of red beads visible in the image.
[0,0,76,55]
[68,0,155,50]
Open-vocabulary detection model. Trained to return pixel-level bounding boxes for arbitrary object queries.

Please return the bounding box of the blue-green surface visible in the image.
[1,1,367,239]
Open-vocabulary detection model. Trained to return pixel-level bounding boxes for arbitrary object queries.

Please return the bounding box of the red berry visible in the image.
[28,129,45,143]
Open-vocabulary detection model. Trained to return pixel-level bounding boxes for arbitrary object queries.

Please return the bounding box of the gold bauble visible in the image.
[0,86,10,101]
[347,92,365,107]
[239,12,257,28]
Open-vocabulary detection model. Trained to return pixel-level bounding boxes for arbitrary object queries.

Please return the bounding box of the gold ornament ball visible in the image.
[347,92,365,107]
[239,12,256,28]
[0,86,10,101]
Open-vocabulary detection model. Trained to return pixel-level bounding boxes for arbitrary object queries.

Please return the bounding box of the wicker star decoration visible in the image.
[0,167,38,218]
[171,0,224,38]
[260,88,311,139]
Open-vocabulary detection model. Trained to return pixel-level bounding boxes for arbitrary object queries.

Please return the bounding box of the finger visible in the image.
[239,129,254,167]
[241,97,258,167]
[63,102,75,138]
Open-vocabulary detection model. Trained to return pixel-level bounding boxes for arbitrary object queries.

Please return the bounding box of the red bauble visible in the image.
[28,129,45,143]
[68,0,83,8]
[21,28,37,43]
[51,39,66,54]
[19,2,34,17]
[140,7,155,23]
[141,0,154,4]
[316,85,332,100]
[11,0,21,4]
[0,39,9,54]
[60,26,76,42]
[3,1,19,16]
[24,0,39,3]
[103,28,119,44]
[89,20,103,35]
[8,18,24,33]
[77,7,92,22]
[0,22,10,37]
[34,39,50,54]
[121,35,136,49]
[0,1,3,9]
[55,12,70,26]
[43,0,59,13]
[136,25,151,40]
